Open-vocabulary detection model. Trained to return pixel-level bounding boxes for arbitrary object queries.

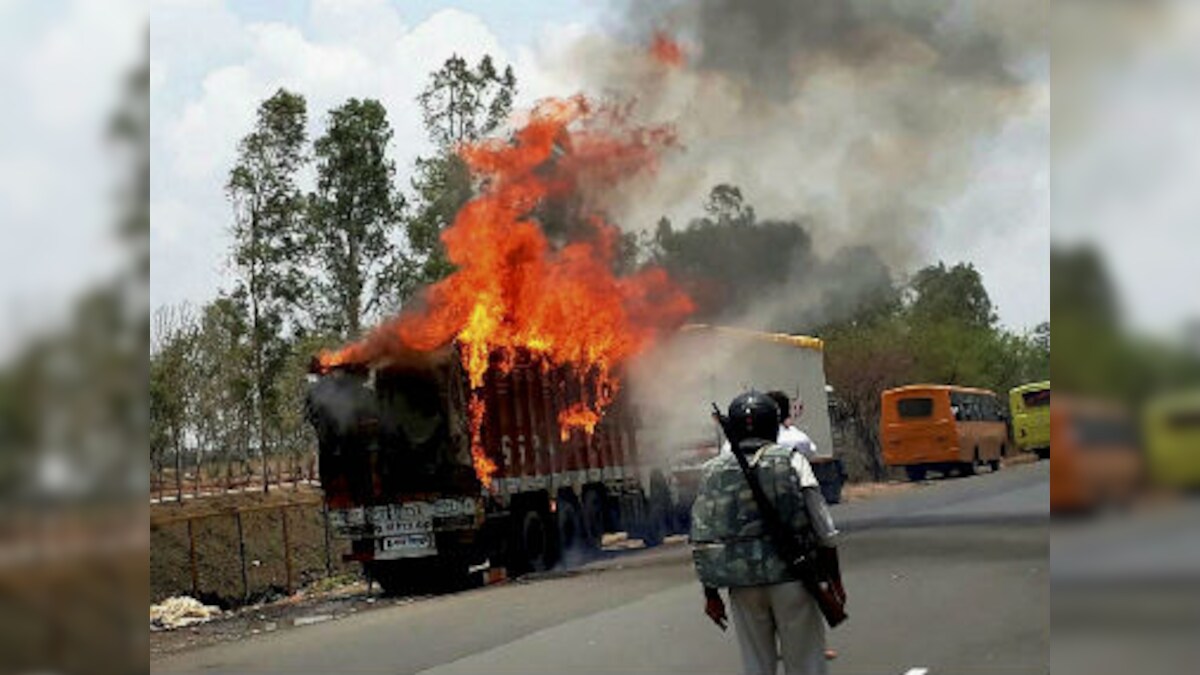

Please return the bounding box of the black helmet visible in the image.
[726,391,780,447]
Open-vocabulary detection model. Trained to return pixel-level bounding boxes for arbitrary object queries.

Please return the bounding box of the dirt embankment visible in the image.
[150,487,355,607]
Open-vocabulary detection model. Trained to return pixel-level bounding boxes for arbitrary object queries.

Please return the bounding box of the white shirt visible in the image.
[777,424,818,461]
[719,428,819,489]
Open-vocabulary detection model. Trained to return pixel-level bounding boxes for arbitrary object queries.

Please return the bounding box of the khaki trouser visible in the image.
[728,582,827,675]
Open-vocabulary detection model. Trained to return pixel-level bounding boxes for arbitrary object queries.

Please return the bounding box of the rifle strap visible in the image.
[729,442,803,561]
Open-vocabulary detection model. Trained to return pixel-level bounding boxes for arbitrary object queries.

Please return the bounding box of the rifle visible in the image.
[712,404,848,628]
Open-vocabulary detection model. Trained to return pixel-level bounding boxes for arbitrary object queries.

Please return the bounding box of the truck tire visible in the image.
[641,495,666,548]
[905,465,927,482]
[514,509,551,573]
[581,488,605,552]
[648,471,673,538]
[557,498,585,565]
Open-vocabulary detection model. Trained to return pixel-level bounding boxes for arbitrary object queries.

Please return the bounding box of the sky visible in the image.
[147,0,1052,332]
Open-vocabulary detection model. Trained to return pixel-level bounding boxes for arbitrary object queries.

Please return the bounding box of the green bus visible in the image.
[1143,390,1200,490]
[1010,381,1050,459]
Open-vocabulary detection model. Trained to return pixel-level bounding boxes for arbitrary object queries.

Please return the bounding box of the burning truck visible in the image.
[306,344,669,591]
[303,97,691,591]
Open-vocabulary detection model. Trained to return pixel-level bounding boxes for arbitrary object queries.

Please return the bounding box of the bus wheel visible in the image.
[989,452,1002,472]
[961,452,979,477]
[905,466,927,482]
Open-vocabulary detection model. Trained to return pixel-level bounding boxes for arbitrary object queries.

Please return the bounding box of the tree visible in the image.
[192,295,256,490]
[649,185,814,321]
[417,54,516,149]
[227,89,308,492]
[151,306,198,501]
[309,98,408,338]
[1051,245,1121,328]
[703,183,755,226]
[907,262,997,329]
[409,55,517,285]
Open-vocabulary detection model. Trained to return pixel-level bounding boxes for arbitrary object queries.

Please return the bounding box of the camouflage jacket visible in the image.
[689,442,812,588]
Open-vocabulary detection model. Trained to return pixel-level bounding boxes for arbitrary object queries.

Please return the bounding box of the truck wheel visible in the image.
[642,496,666,548]
[648,471,673,538]
[581,489,605,552]
[557,498,585,565]
[905,466,927,482]
[515,509,550,573]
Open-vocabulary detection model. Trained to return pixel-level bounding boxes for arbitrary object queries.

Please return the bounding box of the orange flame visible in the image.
[467,395,497,489]
[319,96,694,489]
[650,31,686,67]
[558,403,601,442]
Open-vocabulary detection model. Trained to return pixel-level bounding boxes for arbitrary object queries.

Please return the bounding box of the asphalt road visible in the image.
[153,461,1049,674]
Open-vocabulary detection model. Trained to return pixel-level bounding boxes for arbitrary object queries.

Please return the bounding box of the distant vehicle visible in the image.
[642,324,847,510]
[881,385,1009,481]
[1143,390,1200,491]
[307,344,665,594]
[1051,397,1142,512]
[1010,381,1051,459]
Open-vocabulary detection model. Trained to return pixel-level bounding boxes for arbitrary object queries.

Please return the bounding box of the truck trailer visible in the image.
[306,343,667,593]
[634,324,847,526]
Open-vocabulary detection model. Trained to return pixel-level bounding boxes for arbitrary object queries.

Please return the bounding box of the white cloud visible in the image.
[151,2,553,313]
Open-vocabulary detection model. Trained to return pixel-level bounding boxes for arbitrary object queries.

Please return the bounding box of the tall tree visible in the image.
[409,54,517,285]
[417,54,515,149]
[703,183,755,226]
[309,98,408,338]
[907,262,997,329]
[227,89,308,492]
[192,295,255,490]
[151,306,198,501]
[650,184,814,321]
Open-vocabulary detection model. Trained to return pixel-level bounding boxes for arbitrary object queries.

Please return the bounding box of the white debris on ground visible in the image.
[150,596,222,631]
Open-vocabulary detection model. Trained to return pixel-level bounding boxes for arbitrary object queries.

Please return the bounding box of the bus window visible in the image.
[1166,410,1200,430]
[898,397,934,418]
[1022,389,1050,408]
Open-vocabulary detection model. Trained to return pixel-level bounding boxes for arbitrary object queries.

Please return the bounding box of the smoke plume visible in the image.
[539,0,1046,330]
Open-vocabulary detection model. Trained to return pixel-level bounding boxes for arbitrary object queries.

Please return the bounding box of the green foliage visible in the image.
[649,185,815,320]
[227,89,309,490]
[1052,245,1121,328]
[702,184,755,226]
[309,98,408,338]
[908,261,997,329]
[409,55,517,287]
[417,54,516,150]
[407,153,473,285]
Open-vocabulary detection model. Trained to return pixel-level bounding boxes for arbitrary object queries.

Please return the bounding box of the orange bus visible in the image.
[1050,397,1142,512]
[881,385,1009,481]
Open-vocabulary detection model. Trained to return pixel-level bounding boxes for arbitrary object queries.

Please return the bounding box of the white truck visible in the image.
[631,324,847,532]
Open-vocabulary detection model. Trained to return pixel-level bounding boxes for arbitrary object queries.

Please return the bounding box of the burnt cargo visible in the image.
[306,344,668,592]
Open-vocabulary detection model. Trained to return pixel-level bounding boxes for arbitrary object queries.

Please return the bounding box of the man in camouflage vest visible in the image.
[691,391,842,675]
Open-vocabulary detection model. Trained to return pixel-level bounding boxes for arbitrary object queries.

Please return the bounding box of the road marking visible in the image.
[903,668,930,675]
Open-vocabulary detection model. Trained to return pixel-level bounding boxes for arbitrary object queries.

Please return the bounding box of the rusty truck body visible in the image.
[306,343,665,592]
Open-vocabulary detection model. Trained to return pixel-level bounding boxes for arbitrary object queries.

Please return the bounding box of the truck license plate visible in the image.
[378,532,436,558]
